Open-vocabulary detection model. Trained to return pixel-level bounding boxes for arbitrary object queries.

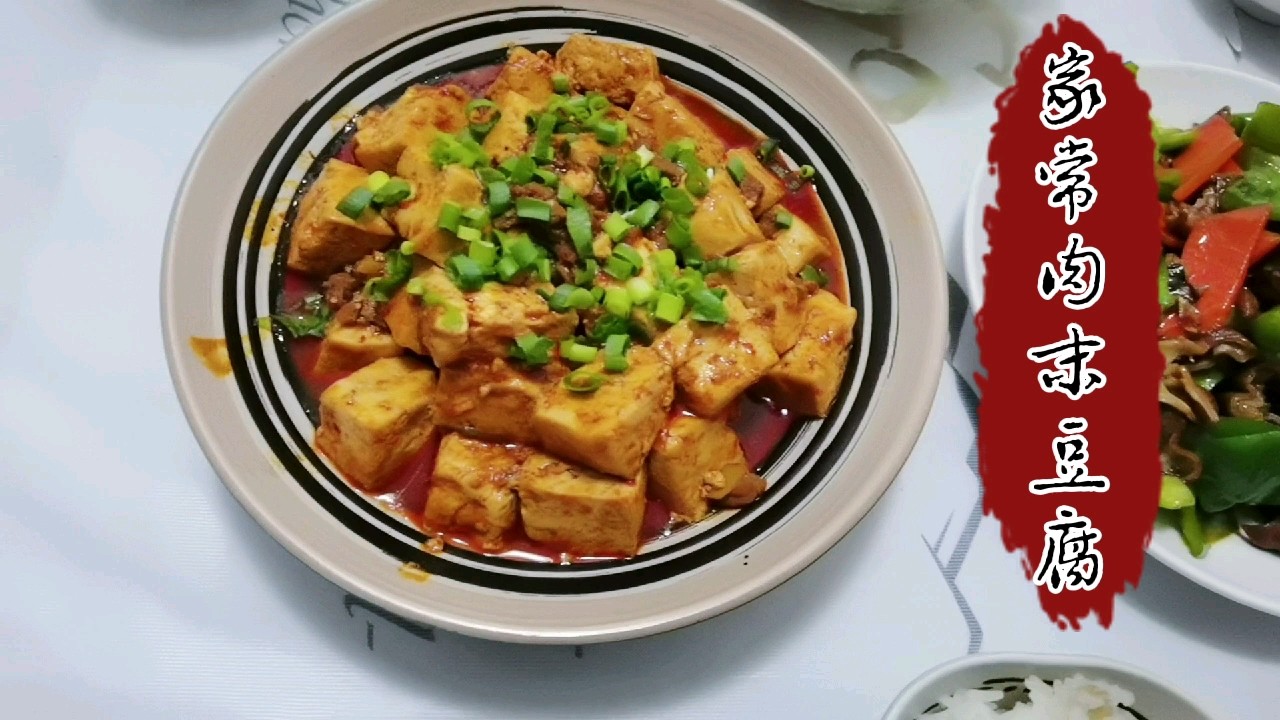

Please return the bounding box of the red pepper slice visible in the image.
[1182,206,1272,331]
[1250,230,1280,266]
[1158,312,1186,339]
[1172,115,1244,202]
[1218,157,1245,177]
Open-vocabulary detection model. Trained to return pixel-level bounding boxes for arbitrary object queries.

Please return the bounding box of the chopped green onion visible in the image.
[727,156,748,185]
[365,171,391,192]
[758,137,779,161]
[469,239,498,268]
[605,254,636,280]
[798,165,816,179]
[800,264,829,287]
[594,120,628,146]
[336,187,374,220]
[466,99,500,138]
[672,269,704,296]
[533,168,559,186]
[560,339,598,365]
[613,243,644,270]
[604,287,633,317]
[635,146,655,167]
[775,209,794,229]
[446,255,486,291]
[666,215,693,249]
[684,169,710,197]
[687,288,729,324]
[566,205,595,256]
[404,277,426,296]
[563,369,605,393]
[495,255,522,282]
[509,332,554,366]
[702,257,737,275]
[626,199,661,228]
[438,201,463,232]
[575,259,599,286]
[661,187,696,215]
[590,286,607,303]
[547,284,597,312]
[508,235,540,268]
[553,73,572,94]
[586,93,610,112]
[626,276,656,304]
[535,112,558,139]
[534,257,553,282]
[456,225,482,243]
[476,167,505,184]
[500,155,536,184]
[487,181,512,215]
[603,212,632,241]
[654,292,685,324]
[515,197,553,222]
[399,240,418,255]
[440,306,468,334]
[431,132,489,169]
[663,138,697,160]
[603,334,630,372]
[653,249,678,275]
[371,178,413,206]
[557,183,579,206]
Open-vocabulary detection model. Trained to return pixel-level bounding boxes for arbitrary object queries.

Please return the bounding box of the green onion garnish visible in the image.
[488,181,512,215]
[661,187,696,215]
[687,288,729,324]
[625,199,661,229]
[372,178,413,206]
[557,183,578,206]
[400,240,417,255]
[546,284,597,312]
[758,138,779,161]
[405,277,426,296]
[702,257,737,275]
[798,165,816,179]
[469,240,498,268]
[567,205,595,256]
[509,333,554,366]
[727,156,748,185]
[662,138,696,160]
[613,243,644,270]
[495,256,521,282]
[604,287,633,317]
[652,249,678,275]
[516,197,553,222]
[625,276,656,304]
[438,201,463,232]
[575,259,599,286]
[604,254,636,280]
[365,171,391,192]
[673,268,705,296]
[666,214,693,249]
[603,334,630,372]
[456,225,482,243]
[800,264,829,287]
[476,167,505,184]
[533,168,559,186]
[775,209,794,229]
[440,306,468,334]
[654,292,685,324]
[634,146,655,167]
[594,120,628,147]
[500,155,536,184]
[560,339,598,364]
[508,235,540,268]
[466,99,501,138]
[603,212,632,241]
[563,369,605,393]
[336,187,374,220]
[534,257,552,282]
[446,255,486,292]
[553,73,572,94]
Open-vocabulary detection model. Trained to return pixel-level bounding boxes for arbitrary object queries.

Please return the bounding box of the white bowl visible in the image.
[163,0,947,643]
[1234,0,1280,25]
[963,61,1280,618]
[882,653,1222,719]
[799,0,947,14]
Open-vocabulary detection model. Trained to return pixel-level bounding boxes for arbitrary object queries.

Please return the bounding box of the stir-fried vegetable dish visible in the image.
[272,36,858,560]
[1156,94,1280,556]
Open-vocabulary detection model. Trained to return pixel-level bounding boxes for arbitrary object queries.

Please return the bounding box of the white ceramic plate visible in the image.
[963,61,1280,617]
[882,652,1222,719]
[163,0,947,643]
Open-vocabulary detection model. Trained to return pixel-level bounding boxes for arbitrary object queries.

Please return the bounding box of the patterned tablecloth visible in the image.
[2,0,1277,717]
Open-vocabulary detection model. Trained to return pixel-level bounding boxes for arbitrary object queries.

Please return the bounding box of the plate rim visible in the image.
[162,0,949,643]
[961,58,1280,619]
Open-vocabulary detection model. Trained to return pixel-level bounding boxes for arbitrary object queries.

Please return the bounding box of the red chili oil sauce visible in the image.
[277,64,850,563]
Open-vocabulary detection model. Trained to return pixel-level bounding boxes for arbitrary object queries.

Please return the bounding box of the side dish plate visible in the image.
[163,0,946,643]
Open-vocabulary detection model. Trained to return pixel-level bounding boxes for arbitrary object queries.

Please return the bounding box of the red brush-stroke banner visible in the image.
[977,16,1164,629]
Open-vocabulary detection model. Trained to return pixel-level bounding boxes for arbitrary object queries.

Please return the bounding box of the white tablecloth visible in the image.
[2,1,1277,717]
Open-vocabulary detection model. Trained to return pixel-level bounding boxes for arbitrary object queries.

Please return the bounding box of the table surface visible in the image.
[3,0,1279,717]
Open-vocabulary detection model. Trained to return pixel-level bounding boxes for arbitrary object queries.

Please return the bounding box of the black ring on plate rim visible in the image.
[220,8,894,594]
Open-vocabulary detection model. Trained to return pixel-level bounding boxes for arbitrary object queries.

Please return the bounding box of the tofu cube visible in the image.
[432,358,562,444]
[488,47,557,105]
[391,157,484,265]
[533,346,674,478]
[676,291,780,418]
[726,148,786,217]
[518,452,648,557]
[286,160,397,276]
[383,266,468,359]
[757,289,858,417]
[353,84,470,174]
[313,322,403,374]
[774,215,832,274]
[555,34,660,106]
[314,357,436,490]
[709,241,805,354]
[647,416,761,522]
[627,81,726,167]
[465,284,579,362]
[690,172,765,259]
[482,91,539,164]
[422,434,528,548]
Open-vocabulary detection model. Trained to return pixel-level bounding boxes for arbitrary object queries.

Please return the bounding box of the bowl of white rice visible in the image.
[881,653,1221,720]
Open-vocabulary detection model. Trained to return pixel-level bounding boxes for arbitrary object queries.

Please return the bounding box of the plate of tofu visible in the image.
[163,0,947,643]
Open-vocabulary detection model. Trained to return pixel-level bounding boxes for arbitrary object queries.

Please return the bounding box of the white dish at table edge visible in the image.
[162,0,947,643]
[881,652,1222,720]
[963,61,1280,618]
